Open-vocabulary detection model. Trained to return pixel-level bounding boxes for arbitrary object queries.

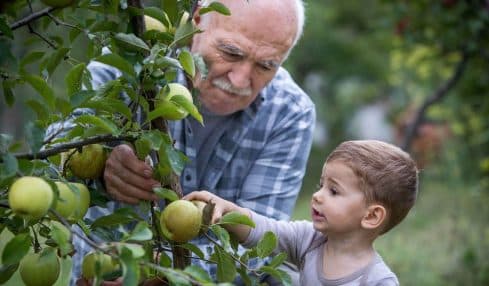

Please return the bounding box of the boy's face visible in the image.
[311,160,368,235]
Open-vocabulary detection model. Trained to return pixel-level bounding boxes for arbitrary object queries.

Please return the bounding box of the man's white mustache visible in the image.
[212,78,252,97]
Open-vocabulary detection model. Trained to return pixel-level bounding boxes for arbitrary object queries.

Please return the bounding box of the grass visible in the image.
[292,166,489,286]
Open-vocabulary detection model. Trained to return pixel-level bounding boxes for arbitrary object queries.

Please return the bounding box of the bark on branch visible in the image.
[0,7,56,35]
[401,50,470,151]
[6,134,136,161]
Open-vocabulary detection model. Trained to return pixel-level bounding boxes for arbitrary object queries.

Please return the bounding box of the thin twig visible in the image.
[1,7,56,34]
[27,24,57,49]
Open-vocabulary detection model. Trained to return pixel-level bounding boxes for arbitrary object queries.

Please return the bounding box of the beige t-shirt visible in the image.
[243,212,399,286]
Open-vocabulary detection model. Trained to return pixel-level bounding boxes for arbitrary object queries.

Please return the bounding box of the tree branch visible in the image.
[6,134,137,161]
[0,7,56,35]
[401,49,470,151]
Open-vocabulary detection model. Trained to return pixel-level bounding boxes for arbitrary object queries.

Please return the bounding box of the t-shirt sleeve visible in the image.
[242,211,318,266]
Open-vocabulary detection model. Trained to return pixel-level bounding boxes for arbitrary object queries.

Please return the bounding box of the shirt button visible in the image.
[187,126,192,134]
[185,174,192,181]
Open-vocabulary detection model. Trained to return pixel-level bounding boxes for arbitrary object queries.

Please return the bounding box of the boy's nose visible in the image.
[312,191,321,203]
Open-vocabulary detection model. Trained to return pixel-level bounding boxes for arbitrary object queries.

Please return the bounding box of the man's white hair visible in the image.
[198,0,305,50]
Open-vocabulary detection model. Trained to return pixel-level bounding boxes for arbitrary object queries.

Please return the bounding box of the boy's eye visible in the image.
[329,187,338,196]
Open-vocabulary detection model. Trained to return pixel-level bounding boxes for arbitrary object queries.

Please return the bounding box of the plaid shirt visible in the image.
[62,62,315,284]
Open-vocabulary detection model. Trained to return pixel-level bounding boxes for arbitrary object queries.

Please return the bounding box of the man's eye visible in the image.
[222,52,242,60]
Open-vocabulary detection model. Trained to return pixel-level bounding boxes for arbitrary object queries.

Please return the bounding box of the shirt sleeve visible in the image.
[243,211,318,267]
[236,101,315,220]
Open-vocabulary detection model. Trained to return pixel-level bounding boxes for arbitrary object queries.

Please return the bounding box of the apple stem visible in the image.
[30,225,41,253]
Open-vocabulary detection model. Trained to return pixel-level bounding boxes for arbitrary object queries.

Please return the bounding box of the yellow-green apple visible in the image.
[70,182,90,221]
[8,176,53,220]
[52,182,90,222]
[66,144,106,179]
[160,200,202,242]
[19,248,60,286]
[82,251,119,279]
[155,83,193,120]
[144,15,168,32]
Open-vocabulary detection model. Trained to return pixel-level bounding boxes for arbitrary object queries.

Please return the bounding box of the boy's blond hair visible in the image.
[326,140,419,234]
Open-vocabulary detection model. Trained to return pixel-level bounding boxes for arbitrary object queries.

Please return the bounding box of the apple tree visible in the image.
[0,0,290,285]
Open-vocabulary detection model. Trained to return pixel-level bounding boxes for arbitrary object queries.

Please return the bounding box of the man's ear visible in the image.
[361,204,386,230]
[193,7,202,25]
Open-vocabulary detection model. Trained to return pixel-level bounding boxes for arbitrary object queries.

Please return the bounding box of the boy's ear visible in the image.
[361,204,386,231]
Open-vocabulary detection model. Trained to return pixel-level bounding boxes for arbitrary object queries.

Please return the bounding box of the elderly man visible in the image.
[73,0,314,284]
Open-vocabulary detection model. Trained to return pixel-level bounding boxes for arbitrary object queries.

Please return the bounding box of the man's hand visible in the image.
[104,144,160,204]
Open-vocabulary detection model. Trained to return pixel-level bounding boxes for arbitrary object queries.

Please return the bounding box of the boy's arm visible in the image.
[184,191,253,243]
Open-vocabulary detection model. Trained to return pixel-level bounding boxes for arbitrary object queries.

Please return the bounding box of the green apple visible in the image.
[82,251,119,279]
[160,200,202,243]
[144,15,168,32]
[19,248,60,286]
[66,144,107,179]
[53,181,77,219]
[155,83,193,120]
[70,182,90,221]
[52,182,90,222]
[8,176,53,220]
[40,0,74,8]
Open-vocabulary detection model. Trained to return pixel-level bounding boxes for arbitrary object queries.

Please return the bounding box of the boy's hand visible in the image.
[184,191,253,242]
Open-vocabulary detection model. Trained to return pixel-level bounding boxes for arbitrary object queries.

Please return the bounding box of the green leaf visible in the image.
[93,53,136,77]
[180,242,205,259]
[0,16,13,39]
[162,0,178,24]
[158,250,172,267]
[170,94,203,124]
[125,221,153,241]
[70,90,96,108]
[210,225,231,251]
[24,122,45,154]
[164,271,192,286]
[153,187,179,202]
[178,50,195,77]
[25,99,50,121]
[23,74,56,109]
[144,7,171,28]
[0,134,13,153]
[268,252,287,268]
[199,2,231,16]
[164,144,187,175]
[184,265,212,282]
[134,138,152,161]
[81,98,132,119]
[118,243,146,258]
[65,63,86,96]
[45,47,70,76]
[0,153,18,180]
[2,80,14,107]
[193,54,208,80]
[172,21,200,47]
[259,267,292,286]
[1,233,31,265]
[90,208,140,229]
[19,51,44,74]
[219,211,255,228]
[0,263,19,284]
[214,246,236,282]
[256,231,277,258]
[120,246,140,286]
[74,114,120,135]
[113,33,150,52]
[50,222,73,257]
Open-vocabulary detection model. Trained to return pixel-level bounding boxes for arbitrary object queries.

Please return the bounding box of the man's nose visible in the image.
[228,62,252,89]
